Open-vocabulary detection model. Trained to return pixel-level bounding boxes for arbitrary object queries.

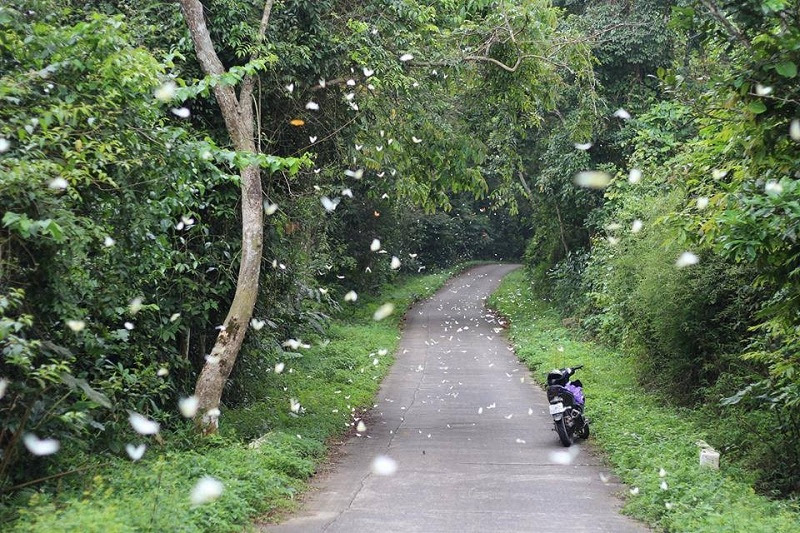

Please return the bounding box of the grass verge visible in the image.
[489,269,800,533]
[4,264,476,532]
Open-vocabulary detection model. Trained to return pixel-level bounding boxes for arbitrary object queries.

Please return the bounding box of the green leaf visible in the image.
[748,100,767,114]
[60,373,113,408]
[775,61,797,78]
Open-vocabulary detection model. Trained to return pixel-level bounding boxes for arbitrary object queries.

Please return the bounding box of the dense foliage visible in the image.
[3,0,800,528]
[1,0,585,510]
[524,0,800,496]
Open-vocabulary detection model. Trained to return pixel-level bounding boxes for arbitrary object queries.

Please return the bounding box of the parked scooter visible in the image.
[546,365,589,447]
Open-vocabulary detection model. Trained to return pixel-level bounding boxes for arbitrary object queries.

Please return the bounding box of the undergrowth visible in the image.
[489,269,800,533]
[2,265,474,532]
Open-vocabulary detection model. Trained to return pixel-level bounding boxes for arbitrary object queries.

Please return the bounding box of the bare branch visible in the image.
[241,0,275,110]
[698,0,753,50]
[463,54,524,72]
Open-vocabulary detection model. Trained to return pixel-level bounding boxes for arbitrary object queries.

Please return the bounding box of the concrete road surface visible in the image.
[261,264,647,533]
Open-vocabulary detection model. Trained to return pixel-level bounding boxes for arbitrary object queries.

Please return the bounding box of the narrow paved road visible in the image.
[263,264,647,532]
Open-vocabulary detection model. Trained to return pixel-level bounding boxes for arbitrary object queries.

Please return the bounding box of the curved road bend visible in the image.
[262,263,647,533]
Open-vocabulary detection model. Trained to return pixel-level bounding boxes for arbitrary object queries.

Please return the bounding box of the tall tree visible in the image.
[178,0,273,432]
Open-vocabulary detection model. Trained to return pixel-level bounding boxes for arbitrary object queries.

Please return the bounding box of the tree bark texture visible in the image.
[179,0,270,432]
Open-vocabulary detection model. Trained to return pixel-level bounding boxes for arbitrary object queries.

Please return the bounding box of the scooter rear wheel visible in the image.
[555,418,573,447]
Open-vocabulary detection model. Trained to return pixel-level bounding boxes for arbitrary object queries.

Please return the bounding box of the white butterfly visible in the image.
[190,477,224,505]
[154,81,176,102]
[305,101,319,111]
[67,319,85,331]
[179,396,200,418]
[344,169,364,179]
[309,136,317,143]
[574,171,611,189]
[23,434,60,456]
[755,84,772,96]
[321,196,341,212]
[675,251,699,268]
[412,136,422,143]
[285,83,294,93]
[363,67,374,77]
[290,398,301,413]
[129,412,160,435]
[373,303,395,321]
[613,108,631,120]
[125,443,146,461]
[790,119,800,141]
[400,53,414,62]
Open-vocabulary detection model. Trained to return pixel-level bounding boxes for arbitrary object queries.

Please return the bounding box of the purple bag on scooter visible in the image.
[565,382,584,405]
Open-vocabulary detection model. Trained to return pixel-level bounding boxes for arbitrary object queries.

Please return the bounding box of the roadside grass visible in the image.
[4,265,474,532]
[489,269,800,533]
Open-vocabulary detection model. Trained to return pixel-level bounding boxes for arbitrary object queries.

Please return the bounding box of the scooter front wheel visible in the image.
[555,418,573,447]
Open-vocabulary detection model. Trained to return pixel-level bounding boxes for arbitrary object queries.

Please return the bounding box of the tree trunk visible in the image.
[194,164,262,431]
[178,0,272,432]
